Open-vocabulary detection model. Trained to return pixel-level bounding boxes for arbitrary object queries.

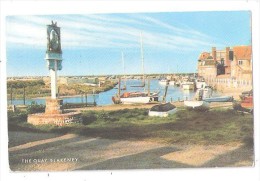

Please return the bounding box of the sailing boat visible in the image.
[114,52,127,90]
[112,33,159,104]
[118,78,159,104]
[130,33,145,87]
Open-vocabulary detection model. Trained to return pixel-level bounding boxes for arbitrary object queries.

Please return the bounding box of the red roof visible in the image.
[198,52,210,60]
[233,45,252,60]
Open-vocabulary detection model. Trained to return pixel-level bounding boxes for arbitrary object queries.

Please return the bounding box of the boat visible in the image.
[130,83,145,87]
[201,86,233,102]
[114,85,126,90]
[239,89,253,100]
[112,33,159,104]
[182,81,195,90]
[202,86,213,98]
[203,96,233,103]
[240,96,253,109]
[159,79,169,86]
[195,79,207,89]
[169,80,175,86]
[175,81,181,87]
[148,103,177,117]
[184,89,209,108]
[233,95,253,113]
[184,100,209,108]
[130,33,145,88]
[117,91,159,104]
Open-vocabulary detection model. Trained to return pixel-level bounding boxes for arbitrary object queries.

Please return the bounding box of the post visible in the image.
[50,60,58,99]
[162,81,169,103]
[23,85,26,105]
[10,85,13,105]
[118,77,121,97]
[85,94,88,106]
[148,77,150,96]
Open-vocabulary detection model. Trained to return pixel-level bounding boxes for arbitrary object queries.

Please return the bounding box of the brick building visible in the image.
[197,45,252,94]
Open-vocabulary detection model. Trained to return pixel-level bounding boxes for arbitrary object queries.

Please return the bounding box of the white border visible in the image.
[0,1,259,181]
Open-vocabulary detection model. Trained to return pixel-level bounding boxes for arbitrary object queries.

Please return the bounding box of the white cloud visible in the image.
[6,14,222,51]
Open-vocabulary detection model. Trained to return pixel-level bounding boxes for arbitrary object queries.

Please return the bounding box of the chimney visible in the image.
[212,47,216,62]
[225,47,230,66]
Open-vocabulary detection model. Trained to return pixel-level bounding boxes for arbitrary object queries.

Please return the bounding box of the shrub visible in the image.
[27,102,45,114]
[82,113,97,125]
[8,111,28,123]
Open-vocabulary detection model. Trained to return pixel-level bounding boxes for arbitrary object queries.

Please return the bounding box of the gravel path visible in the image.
[8,131,253,171]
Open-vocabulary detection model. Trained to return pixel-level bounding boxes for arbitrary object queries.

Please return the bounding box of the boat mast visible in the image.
[140,32,145,85]
[121,51,126,87]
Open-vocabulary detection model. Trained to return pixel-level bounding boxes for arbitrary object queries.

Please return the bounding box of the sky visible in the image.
[6,11,251,77]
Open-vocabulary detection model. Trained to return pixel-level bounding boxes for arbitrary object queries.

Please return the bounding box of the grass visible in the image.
[7,80,117,99]
[8,108,254,146]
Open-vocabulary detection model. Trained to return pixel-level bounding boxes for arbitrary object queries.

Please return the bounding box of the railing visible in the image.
[205,77,252,89]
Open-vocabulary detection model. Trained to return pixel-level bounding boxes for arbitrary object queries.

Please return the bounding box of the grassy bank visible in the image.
[7,79,117,99]
[8,107,254,146]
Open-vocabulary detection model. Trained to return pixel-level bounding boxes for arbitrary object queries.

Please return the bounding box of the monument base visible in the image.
[27,98,81,126]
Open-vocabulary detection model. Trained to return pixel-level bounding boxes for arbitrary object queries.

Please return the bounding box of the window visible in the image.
[238,60,243,65]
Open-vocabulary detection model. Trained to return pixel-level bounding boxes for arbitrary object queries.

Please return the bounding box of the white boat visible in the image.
[159,79,169,86]
[182,82,195,90]
[195,80,207,89]
[202,86,213,98]
[184,100,209,108]
[169,80,175,86]
[148,103,177,117]
[119,92,159,104]
[203,96,233,103]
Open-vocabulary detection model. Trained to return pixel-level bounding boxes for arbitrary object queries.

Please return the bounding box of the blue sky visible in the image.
[6,11,251,77]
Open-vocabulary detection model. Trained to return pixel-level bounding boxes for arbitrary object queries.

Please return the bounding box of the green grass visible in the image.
[8,108,254,146]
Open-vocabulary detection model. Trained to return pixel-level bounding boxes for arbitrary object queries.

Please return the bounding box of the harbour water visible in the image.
[8,79,218,106]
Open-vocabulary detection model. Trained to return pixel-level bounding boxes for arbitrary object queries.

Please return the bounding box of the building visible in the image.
[231,45,252,80]
[197,45,252,94]
[198,47,233,79]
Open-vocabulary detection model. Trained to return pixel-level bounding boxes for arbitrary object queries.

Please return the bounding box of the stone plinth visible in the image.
[27,111,81,126]
[27,98,81,126]
[45,98,63,114]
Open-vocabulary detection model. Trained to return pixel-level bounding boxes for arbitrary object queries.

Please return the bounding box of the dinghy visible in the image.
[149,103,177,117]
[184,100,209,108]
[203,96,233,103]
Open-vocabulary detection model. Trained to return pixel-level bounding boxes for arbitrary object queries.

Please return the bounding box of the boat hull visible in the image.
[159,80,168,86]
[169,81,175,86]
[182,84,195,90]
[149,108,177,117]
[203,96,233,103]
[120,96,152,104]
[184,100,209,108]
[196,81,207,89]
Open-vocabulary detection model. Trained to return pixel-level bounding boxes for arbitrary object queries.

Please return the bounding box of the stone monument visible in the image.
[28,21,81,126]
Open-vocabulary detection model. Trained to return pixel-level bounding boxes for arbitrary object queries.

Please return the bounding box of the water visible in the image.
[9,79,199,106]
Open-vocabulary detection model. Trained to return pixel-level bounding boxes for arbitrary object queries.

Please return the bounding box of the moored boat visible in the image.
[195,80,207,89]
[202,86,213,98]
[169,80,175,86]
[114,85,127,90]
[159,79,169,86]
[239,89,253,100]
[118,91,159,104]
[148,103,177,117]
[182,82,195,90]
[240,96,253,109]
[184,100,209,108]
[203,96,233,103]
